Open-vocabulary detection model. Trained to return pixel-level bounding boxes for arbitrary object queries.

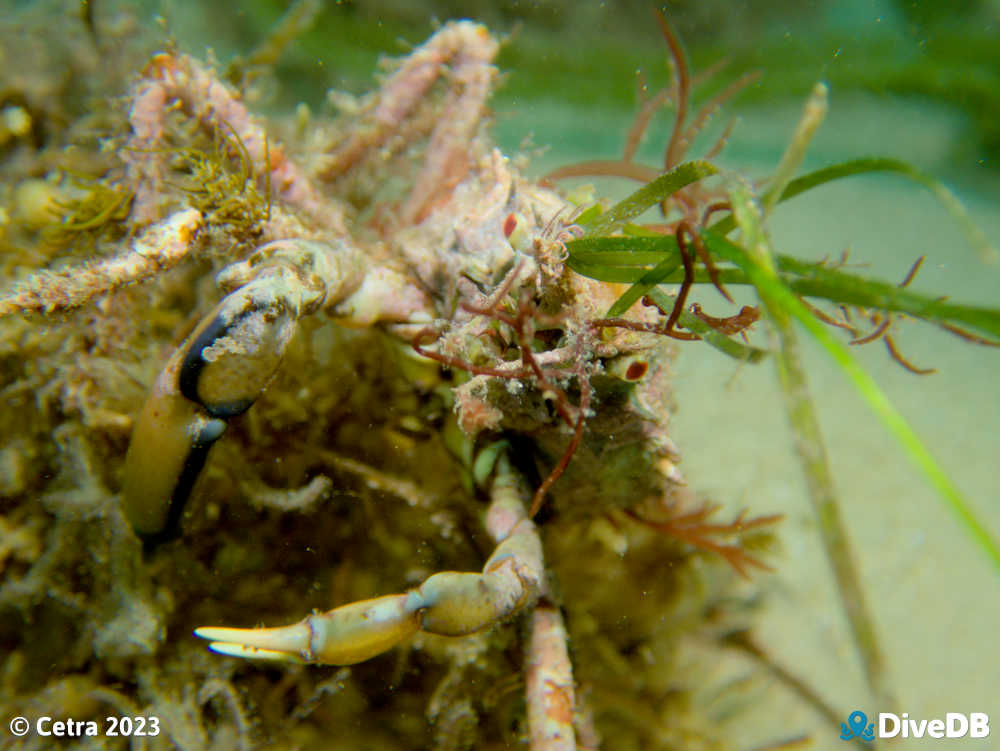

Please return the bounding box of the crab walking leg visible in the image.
[488,459,580,751]
[399,23,499,223]
[323,20,499,212]
[126,52,341,230]
[526,605,578,751]
[0,209,202,318]
[194,456,546,665]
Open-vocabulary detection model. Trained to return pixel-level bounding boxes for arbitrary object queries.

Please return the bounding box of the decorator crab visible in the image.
[1,14,790,751]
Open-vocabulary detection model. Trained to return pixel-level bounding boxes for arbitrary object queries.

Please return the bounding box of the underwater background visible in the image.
[1,1,998,749]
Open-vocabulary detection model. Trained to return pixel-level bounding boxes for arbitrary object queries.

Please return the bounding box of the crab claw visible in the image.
[123,266,311,545]
[191,571,524,666]
[194,508,545,665]
[195,595,423,665]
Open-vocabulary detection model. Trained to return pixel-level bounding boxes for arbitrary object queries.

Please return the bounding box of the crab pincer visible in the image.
[122,240,363,543]
[194,458,546,665]
[122,268,307,544]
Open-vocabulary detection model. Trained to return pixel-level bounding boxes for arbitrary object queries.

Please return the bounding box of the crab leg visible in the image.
[321,21,499,224]
[399,22,499,223]
[323,22,497,179]
[126,51,340,229]
[527,604,578,751]
[0,208,203,318]
[194,455,546,665]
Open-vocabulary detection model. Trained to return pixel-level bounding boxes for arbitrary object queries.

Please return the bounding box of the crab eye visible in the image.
[625,361,649,381]
[503,213,518,238]
[503,211,531,252]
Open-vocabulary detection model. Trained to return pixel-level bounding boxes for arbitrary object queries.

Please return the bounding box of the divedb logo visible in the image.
[841,710,991,741]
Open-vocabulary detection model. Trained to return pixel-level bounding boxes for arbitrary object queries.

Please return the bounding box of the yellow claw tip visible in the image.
[205,641,305,663]
[194,622,312,658]
[193,626,237,641]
